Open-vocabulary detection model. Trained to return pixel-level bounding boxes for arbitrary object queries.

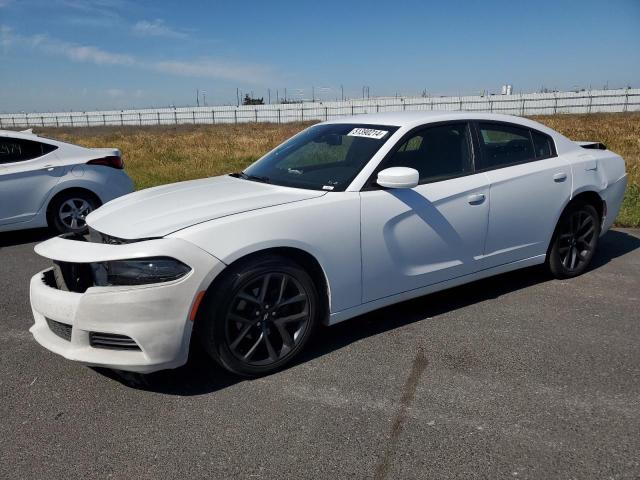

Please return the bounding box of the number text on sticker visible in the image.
[347,128,388,140]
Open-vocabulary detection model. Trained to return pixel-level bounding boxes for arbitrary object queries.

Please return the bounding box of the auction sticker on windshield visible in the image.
[347,128,388,140]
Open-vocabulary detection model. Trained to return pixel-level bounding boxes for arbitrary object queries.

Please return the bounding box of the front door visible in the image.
[360,122,490,303]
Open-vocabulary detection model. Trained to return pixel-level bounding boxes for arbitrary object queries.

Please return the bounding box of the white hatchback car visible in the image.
[29,112,627,376]
[0,130,134,234]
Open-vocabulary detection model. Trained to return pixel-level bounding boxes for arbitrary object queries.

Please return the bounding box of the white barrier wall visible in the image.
[1,88,638,129]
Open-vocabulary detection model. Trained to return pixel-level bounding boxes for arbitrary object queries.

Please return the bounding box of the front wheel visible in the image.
[198,255,320,377]
[547,203,601,279]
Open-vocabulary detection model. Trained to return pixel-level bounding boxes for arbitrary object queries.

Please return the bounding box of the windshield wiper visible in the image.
[232,172,271,184]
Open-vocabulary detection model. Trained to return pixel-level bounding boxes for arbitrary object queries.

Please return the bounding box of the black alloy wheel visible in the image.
[199,255,320,376]
[548,203,600,278]
[225,272,311,366]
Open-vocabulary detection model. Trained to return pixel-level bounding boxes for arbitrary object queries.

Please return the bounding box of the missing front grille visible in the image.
[42,269,59,289]
[53,261,94,293]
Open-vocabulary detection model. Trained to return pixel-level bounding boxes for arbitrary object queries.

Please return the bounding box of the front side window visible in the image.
[384,122,473,183]
[242,123,398,191]
[0,137,57,164]
[477,123,535,169]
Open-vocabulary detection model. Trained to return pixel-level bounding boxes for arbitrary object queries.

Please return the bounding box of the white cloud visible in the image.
[59,0,124,17]
[1,27,274,83]
[65,44,134,65]
[1,27,134,65]
[132,19,187,39]
[105,88,144,99]
[154,59,273,83]
[106,88,125,98]
[1,25,12,49]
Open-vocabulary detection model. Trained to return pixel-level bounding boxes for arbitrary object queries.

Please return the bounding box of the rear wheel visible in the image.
[547,203,601,278]
[199,255,320,377]
[49,191,99,234]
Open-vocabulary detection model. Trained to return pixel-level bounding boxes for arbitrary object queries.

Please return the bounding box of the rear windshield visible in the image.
[241,123,398,191]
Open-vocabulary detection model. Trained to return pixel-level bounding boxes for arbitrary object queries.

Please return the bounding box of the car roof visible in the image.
[0,129,100,156]
[326,110,547,130]
[0,128,45,140]
[324,110,577,154]
[0,128,68,146]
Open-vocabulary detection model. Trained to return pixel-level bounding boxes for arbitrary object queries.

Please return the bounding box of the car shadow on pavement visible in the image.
[92,345,240,395]
[588,229,640,269]
[0,228,54,248]
[94,229,640,396]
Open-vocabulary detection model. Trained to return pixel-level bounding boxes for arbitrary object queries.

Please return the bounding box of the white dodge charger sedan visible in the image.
[0,129,134,234]
[29,112,627,376]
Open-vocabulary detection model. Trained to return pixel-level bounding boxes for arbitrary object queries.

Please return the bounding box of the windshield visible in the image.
[240,123,398,191]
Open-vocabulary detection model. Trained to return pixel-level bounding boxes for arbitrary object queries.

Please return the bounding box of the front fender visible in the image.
[170,193,363,315]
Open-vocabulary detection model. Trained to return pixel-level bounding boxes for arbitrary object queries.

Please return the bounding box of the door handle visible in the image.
[553,172,567,182]
[42,164,55,172]
[467,193,486,205]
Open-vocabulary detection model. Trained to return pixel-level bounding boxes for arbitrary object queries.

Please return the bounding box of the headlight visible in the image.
[91,257,191,286]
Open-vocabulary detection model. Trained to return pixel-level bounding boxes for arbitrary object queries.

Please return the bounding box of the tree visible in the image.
[242,94,264,106]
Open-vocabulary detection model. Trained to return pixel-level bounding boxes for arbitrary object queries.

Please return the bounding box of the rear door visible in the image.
[360,122,490,302]
[0,137,63,226]
[475,122,571,266]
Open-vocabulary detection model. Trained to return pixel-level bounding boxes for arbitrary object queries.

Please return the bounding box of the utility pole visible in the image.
[196,89,200,107]
[312,86,315,102]
[341,84,344,101]
[236,88,239,107]
[284,88,287,102]
[268,88,271,104]
[202,90,206,106]
[276,89,279,104]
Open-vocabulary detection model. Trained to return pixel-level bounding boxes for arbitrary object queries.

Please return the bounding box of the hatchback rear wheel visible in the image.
[49,191,99,234]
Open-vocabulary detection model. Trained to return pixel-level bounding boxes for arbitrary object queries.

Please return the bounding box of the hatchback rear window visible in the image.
[0,138,58,163]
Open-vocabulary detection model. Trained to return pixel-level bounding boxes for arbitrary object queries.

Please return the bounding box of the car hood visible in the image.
[87,175,326,239]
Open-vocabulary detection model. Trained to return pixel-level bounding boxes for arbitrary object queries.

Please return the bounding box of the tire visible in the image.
[547,202,601,279]
[48,191,99,234]
[198,254,320,377]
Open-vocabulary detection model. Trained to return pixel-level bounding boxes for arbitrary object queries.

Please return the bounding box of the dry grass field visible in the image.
[532,113,640,226]
[37,112,640,227]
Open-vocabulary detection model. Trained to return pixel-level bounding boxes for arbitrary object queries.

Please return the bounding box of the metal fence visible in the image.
[1,88,638,129]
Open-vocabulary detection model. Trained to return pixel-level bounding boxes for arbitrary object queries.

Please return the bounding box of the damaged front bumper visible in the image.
[29,235,225,373]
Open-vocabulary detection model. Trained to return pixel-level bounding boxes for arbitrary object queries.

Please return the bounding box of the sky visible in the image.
[0,0,639,113]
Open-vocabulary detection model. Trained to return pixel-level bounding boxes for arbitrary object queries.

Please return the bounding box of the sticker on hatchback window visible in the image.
[347,128,388,140]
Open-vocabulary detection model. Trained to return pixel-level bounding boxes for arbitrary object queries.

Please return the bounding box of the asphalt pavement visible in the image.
[1,228,639,479]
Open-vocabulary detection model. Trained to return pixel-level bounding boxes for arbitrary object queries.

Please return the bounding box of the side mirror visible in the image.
[376,167,419,189]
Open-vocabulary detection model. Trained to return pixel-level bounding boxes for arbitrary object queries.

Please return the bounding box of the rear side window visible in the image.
[385,122,473,183]
[477,123,535,170]
[531,130,554,159]
[0,137,57,164]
